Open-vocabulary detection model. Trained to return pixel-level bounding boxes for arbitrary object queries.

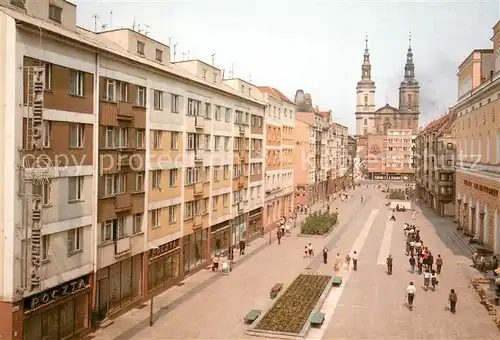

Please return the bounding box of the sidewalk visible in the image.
[90,199,330,339]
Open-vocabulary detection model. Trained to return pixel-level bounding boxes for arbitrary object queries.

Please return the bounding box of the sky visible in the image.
[75,0,500,133]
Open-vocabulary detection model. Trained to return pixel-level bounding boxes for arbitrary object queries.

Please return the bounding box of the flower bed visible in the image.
[300,212,338,236]
[255,274,331,334]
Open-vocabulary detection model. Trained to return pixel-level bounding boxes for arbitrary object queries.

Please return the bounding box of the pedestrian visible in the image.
[448,289,458,314]
[352,251,358,271]
[417,255,423,274]
[277,229,282,245]
[345,253,351,270]
[334,253,342,272]
[436,254,443,274]
[239,239,246,256]
[389,213,396,221]
[406,281,416,310]
[427,252,434,272]
[304,246,308,258]
[431,270,438,291]
[323,247,328,264]
[409,256,416,273]
[308,243,314,257]
[386,255,393,275]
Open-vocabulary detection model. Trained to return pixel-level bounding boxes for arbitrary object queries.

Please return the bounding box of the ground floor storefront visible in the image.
[370,172,415,181]
[20,274,92,340]
[147,239,182,295]
[247,208,263,241]
[95,255,143,321]
[210,221,231,257]
[456,169,500,253]
[183,228,209,273]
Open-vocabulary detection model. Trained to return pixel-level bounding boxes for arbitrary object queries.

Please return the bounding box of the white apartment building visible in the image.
[0,0,265,337]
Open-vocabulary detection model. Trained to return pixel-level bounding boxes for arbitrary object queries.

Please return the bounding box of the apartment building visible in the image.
[258,86,295,228]
[0,1,266,337]
[453,21,500,253]
[329,122,349,192]
[314,112,329,201]
[367,129,414,180]
[415,111,457,217]
[347,135,357,183]
[295,112,317,207]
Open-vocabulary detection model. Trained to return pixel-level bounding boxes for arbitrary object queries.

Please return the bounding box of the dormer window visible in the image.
[248,88,252,96]
[48,4,62,23]
[213,73,217,83]
[137,41,145,55]
[241,85,244,92]
[202,69,207,79]
[155,49,163,62]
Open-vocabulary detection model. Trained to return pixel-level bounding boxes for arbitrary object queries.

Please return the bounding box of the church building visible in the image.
[355,37,420,136]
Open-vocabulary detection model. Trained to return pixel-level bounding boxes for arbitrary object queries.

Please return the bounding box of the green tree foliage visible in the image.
[300,211,338,235]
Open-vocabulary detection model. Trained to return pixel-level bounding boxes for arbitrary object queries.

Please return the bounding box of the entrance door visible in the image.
[97,278,109,321]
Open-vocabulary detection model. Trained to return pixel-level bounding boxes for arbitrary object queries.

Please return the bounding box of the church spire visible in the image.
[404,31,415,79]
[361,35,372,80]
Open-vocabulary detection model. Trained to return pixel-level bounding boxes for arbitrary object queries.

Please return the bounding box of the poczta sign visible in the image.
[24,276,89,313]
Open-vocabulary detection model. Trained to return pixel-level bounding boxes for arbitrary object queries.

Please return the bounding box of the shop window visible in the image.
[148,251,180,291]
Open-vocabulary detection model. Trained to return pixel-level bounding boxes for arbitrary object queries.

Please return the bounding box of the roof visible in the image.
[257,86,294,105]
[420,110,457,136]
[375,103,398,114]
[0,7,264,107]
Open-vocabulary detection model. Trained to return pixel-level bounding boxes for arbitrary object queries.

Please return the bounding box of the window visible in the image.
[152,170,161,189]
[204,134,211,150]
[169,169,177,187]
[212,196,219,211]
[41,235,50,261]
[115,127,128,148]
[155,49,163,62]
[134,172,144,191]
[136,129,144,148]
[171,94,180,113]
[153,130,162,149]
[188,99,201,116]
[117,81,128,102]
[364,119,367,125]
[69,123,84,148]
[48,4,62,22]
[133,213,142,234]
[153,90,163,110]
[42,182,51,206]
[137,41,145,55]
[203,166,210,182]
[486,134,490,163]
[68,70,84,96]
[171,132,178,149]
[168,205,177,223]
[205,103,211,118]
[364,95,368,105]
[136,86,146,106]
[67,227,82,254]
[42,120,51,148]
[213,72,217,83]
[101,220,113,242]
[496,131,500,163]
[215,106,222,120]
[104,79,116,101]
[68,176,84,201]
[151,209,160,229]
[224,137,230,151]
[185,167,200,185]
[223,193,229,207]
[43,63,52,90]
[225,108,231,122]
[223,165,229,180]
[104,173,125,195]
[213,166,220,181]
[184,201,193,219]
[202,68,207,78]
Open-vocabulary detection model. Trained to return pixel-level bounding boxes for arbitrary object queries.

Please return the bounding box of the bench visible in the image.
[310,312,325,327]
[332,277,342,287]
[270,283,283,299]
[244,309,261,324]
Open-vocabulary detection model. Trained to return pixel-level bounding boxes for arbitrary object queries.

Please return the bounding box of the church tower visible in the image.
[398,34,420,134]
[355,36,376,136]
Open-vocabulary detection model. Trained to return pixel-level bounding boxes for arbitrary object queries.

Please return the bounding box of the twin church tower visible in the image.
[355,35,420,136]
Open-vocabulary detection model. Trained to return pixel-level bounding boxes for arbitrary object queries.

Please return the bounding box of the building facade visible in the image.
[294,112,316,207]
[415,111,457,216]
[0,1,267,338]
[454,21,500,253]
[258,87,295,229]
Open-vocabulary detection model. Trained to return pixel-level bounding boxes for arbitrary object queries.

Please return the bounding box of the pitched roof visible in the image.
[420,111,457,135]
[257,86,294,104]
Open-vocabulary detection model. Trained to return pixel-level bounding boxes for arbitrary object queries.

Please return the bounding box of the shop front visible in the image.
[210,221,230,257]
[95,254,143,320]
[22,274,92,340]
[232,214,246,245]
[183,228,208,273]
[147,239,181,294]
[247,208,263,240]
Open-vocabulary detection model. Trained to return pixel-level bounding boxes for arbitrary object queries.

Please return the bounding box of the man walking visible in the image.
[352,251,358,271]
[436,254,443,274]
[448,289,458,314]
[322,247,328,264]
[239,239,246,256]
[409,256,416,273]
[276,228,282,245]
[386,255,393,275]
[406,281,416,310]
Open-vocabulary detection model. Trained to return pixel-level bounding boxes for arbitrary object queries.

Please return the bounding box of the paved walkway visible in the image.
[91,189,366,340]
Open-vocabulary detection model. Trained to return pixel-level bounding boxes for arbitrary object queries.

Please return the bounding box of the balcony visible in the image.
[193,181,204,196]
[193,214,203,229]
[239,124,245,135]
[115,193,132,212]
[239,151,248,163]
[195,115,205,129]
[117,101,133,121]
[194,149,204,164]
[114,237,131,256]
[238,176,245,187]
[237,201,244,213]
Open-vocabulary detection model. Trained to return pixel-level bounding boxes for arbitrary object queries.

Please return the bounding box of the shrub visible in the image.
[300,211,338,235]
[388,190,406,200]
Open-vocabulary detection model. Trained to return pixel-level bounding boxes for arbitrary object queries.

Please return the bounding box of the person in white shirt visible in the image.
[423,271,431,290]
[406,281,416,308]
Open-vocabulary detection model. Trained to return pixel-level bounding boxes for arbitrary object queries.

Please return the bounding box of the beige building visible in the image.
[257,86,295,229]
[0,0,266,337]
[415,111,457,216]
[454,21,500,253]
[295,111,317,207]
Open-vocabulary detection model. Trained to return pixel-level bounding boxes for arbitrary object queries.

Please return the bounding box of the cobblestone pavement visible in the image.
[93,187,499,340]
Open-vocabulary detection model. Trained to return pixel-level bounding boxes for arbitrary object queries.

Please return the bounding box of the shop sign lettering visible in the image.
[149,239,179,260]
[24,276,89,312]
[463,180,498,197]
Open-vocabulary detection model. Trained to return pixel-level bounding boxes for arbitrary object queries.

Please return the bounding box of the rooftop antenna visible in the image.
[168,37,172,60]
[132,17,136,31]
[137,24,143,34]
[92,15,99,32]
[249,74,252,83]
[211,53,215,66]
[144,24,151,36]
[101,23,107,31]
[173,43,178,62]
[109,11,113,29]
